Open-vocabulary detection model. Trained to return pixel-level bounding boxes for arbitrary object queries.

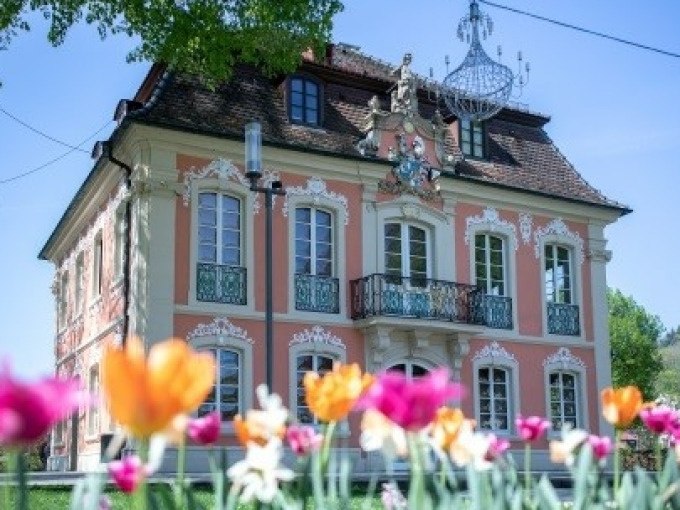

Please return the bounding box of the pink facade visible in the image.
[40,47,627,472]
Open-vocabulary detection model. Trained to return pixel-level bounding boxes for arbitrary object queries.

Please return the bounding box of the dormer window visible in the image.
[289,76,320,126]
[460,119,485,159]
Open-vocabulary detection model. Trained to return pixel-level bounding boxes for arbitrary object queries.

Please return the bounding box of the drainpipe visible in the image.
[106,144,132,345]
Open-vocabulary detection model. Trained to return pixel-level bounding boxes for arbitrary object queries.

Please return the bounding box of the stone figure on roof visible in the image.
[391,53,418,115]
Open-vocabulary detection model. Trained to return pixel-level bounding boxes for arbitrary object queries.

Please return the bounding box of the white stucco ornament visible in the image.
[187,316,254,344]
[543,347,586,369]
[288,325,346,349]
[182,158,280,213]
[533,218,584,263]
[472,341,516,363]
[464,207,518,251]
[519,212,533,245]
[282,177,349,225]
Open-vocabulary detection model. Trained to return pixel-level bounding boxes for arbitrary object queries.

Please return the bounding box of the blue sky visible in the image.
[1,1,678,378]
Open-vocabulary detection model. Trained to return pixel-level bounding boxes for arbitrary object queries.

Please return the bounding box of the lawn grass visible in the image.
[6,486,383,509]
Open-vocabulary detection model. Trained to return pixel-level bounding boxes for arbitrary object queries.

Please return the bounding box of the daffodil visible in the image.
[303,363,373,423]
[102,337,215,438]
[601,386,643,429]
[233,384,287,447]
[549,427,588,467]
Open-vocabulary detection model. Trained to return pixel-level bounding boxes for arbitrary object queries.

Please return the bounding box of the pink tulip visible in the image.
[587,434,613,461]
[285,424,323,456]
[356,368,465,431]
[516,415,550,442]
[485,434,510,461]
[108,455,147,493]
[187,411,221,445]
[640,406,679,435]
[0,364,88,447]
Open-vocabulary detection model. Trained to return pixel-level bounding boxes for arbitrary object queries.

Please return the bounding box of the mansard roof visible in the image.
[125,45,628,213]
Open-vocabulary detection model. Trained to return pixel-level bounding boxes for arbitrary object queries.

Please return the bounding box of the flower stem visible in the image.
[407,433,425,509]
[524,443,531,495]
[175,439,186,510]
[654,437,662,475]
[613,429,620,499]
[12,450,27,510]
[134,440,149,510]
[320,421,336,474]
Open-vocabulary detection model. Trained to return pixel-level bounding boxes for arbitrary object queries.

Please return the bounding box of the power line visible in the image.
[0,105,90,153]
[479,0,680,59]
[0,120,113,185]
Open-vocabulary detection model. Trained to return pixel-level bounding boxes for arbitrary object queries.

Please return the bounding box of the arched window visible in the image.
[198,348,241,421]
[289,76,321,126]
[548,371,580,431]
[295,354,335,424]
[477,366,511,432]
[387,362,429,379]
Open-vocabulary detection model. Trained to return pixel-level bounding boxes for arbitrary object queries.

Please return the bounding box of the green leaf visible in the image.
[536,475,561,510]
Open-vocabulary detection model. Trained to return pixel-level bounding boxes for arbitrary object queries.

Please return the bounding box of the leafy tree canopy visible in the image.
[0,0,344,85]
[608,288,664,400]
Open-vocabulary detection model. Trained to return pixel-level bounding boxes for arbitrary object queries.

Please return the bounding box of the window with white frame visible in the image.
[196,192,246,304]
[295,354,335,424]
[75,253,84,316]
[87,365,99,436]
[387,362,430,379]
[92,232,103,297]
[198,348,240,421]
[460,119,485,158]
[59,270,69,328]
[544,244,573,304]
[384,223,428,286]
[294,207,339,314]
[548,371,580,431]
[477,366,511,432]
[475,234,506,295]
[114,207,125,280]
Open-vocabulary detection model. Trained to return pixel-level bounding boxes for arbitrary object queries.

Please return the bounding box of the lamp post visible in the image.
[245,122,285,390]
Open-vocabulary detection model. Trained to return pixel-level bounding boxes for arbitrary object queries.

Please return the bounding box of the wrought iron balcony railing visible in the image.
[350,273,479,323]
[472,294,513,330]
[294,274,340,314]
[547,302,580,336]
[196,263,247,305]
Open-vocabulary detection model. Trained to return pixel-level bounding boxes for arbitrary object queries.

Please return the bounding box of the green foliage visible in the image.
[0,0,344,86]
[608,288,664,400]
[657,343,680,400]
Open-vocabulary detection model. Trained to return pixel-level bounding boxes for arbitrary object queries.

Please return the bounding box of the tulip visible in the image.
[285,424,322,456]
[587,434,613,462]
[188,411,221,446]
[234,385,287,447]
[485,434,510,461]
[360,408,408,459]
[601,386,643,429]
[304,363,373,423]
[102,337,215,438]
[108,455,147,494]
[549,428,588,467]
[356,368,464,431]
[516,415,550,442]
[0,364,88,447]
[430,407,470,451]
[640,405,678,435]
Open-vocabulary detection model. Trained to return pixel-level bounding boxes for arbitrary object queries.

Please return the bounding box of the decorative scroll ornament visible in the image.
[289,325,346,350]
[543,347,586,369]
[282,177,349,225]
[464,207,518,250]
[519,212,533,245]
[472,341,516,363]
[187,316,254,345]
[182,158,280,213]
[533,218,584,263]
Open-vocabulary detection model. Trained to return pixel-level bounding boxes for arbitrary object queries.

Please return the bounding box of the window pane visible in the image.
[199,208,217,226]
[291,105,303,120]
[306,95,318,109]
[199,192,216,208]
[291,78,303,92]
[306,109,318,125]
[296,222,311,240]
[297,355,313,371]
[384,223,400,237]
[296,240,311,257]
[291,91,303,106]
[223,229,240,248]
[316,243,331,260]
[199,245,216,263]
[317,356,334,372]
[222,248,240,266]
[316,226,331,243]
[295,257,311,274]
[305,81,318,96]
[316,260,332,276]
[385,237,401,253]
[409,226,425,242]
[296,208,311,222]
[316,210,331,226]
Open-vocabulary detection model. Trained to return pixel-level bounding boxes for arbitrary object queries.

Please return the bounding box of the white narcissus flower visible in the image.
[549,428,589,467]
[448,422,498,471]
[360,409,408,460]
[227,438,294,503]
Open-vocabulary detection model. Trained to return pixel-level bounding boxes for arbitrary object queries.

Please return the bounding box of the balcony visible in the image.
[196,263,247,305]
[472,294,513,330]
[350,274,479,323]
[547,302,580,336]
[294,274,340,314]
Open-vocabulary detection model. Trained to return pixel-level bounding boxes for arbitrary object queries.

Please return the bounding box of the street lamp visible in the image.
[245,122,285,390]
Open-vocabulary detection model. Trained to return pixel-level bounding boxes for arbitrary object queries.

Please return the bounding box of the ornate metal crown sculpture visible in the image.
[441,0,529,122]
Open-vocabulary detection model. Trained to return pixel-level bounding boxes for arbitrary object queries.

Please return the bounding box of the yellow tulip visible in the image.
[303,363,373,423]
[102,337,215,438]
[601,386,643,429]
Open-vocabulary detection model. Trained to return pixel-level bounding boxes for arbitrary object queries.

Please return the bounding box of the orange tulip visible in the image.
[303,363,373,423]
[102,337,215,438]
[430,407,473,451]
[233,414,285,447]
[601,386,643,429]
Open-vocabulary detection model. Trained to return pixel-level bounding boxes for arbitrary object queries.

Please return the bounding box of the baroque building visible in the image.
[39,44,629,472]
